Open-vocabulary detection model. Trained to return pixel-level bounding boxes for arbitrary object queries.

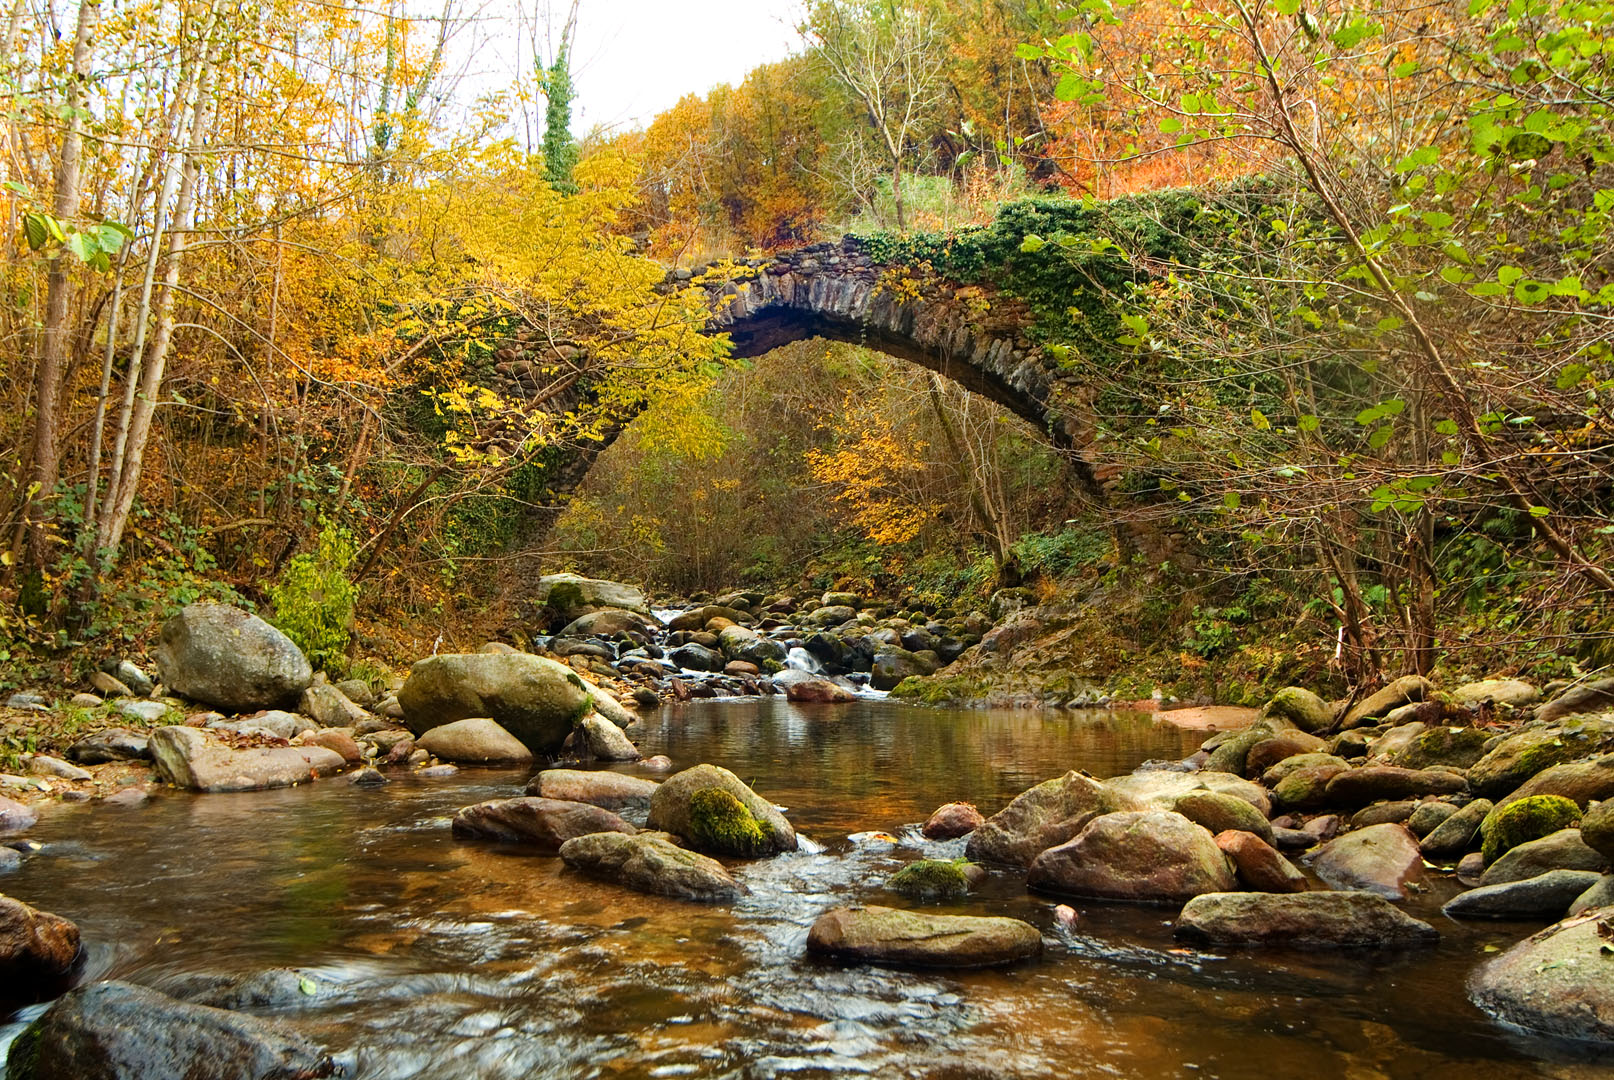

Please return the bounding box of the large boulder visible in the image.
[1307,823,1425,899]
[398,652,591,755]
[1480,795,1582,864]
[415,717,532,763]
[1497,756,1614,811]
[1584,799,1614,861]
[1468,717,1614,798]
[1420,797,1493,857]
[64,729,150,765]
[536,574,649,620]
[4,980,338,1080]
[784,676,856,704]
[526,770,659,815]
[806,905,1041,969]
[1341,675,1433,728]
[298,682,368,728]
[1480,829,1608,885]
[1174,891,1439,947]
[1174,791,1275,846]
[923,802,985,840]
[1535,677,1614,724]
[1442,870,1605,920]
[0,894,80,1007]
[1104,771,1271,818]
[450,797,634,851]
[1469,906,1614,1044]
[1214,830,1308,893]
[668,643,724,672]
[1245,732,1330,777]
[1571,875,1614,915]
[1324,765,1467,806]
[966,771,1140,867]
[154,603,312,712]
[560,608,661,638]
[148,726,344,793]
[646,764,795,856]
[1027,810,1236,904]
[1389,726,1494,771]
[870,649,940,691]
[559,831,746,902]
[1261,687,1335,733]
[1452,679,1539,708]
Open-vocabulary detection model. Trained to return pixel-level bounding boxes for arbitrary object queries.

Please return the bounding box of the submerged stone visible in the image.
[806,905,1041,969]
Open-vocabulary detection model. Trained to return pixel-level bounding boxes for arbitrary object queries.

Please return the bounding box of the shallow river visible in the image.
[4,699,1612,1079]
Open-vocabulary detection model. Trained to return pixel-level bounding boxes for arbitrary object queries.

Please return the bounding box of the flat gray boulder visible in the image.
[149,726,344,793]
[1470,905,1614,1044]
[1480,828,1608,886]
[399,652,591,755]
[526,769,659,814]
[1443,870,1605,919]
[560,831,746,902]
[1175,891,1439,947]
[806,905,1041,969]
[154,603,311,712]
[416,717,532,763]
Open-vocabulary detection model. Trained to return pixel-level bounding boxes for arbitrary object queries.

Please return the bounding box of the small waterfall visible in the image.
[785,647,821,674]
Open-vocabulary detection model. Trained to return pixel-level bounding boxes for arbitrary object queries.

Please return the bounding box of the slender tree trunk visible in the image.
[17,0,102,586]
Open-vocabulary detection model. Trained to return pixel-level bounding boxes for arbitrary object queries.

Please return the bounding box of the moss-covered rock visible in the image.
[1261,687,1334,733]
[889,859,974,902]
[646,763,796,856]
[1479,795,1581,864]
[1579,799,1614,862]
[1390,726,1494,771]
[686,788,771,857]
[1467,718,1614,799]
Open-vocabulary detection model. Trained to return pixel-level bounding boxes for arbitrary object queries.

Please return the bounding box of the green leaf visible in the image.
[1019,234,1046,253]
[1273,0,1300,15]
[1369,425,1394,450]
[1251,408,1270,430]
[1420,211,1453,229]
[299,977,317,996]
[1223,492,1242,509]
[22,212,49,251]
[1394,146,1439,173]
[1298,414,1320,432]
[1556,363,1590,389]
[1054,72,1085,101]
[1159,117,1183,134]
[1497,265,1524,286]
[1014,43,1042,60]
[1435,419,1459,435]
[1392,61,1420,77]
[1528,505,1551,517]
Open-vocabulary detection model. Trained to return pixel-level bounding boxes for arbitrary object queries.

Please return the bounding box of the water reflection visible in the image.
[0,699,1607,1079]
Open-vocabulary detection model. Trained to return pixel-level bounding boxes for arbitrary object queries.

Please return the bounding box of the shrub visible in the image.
[268,519,357,673]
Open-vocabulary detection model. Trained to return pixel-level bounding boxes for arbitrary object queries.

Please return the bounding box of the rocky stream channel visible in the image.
[1,575,1613,1079]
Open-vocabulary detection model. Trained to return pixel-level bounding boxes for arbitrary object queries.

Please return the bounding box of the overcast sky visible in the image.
[454,0,807,137]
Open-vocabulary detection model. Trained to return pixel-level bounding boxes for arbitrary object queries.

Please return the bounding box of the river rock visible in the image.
[1453,679,1540,708]
[1468,717,1614,798]
[1407,800,1460,838]
[1174,891,1439,947]
[1341,676,1433,728]
[578,713,640,761]
[1325,765,1467,806]
[966,771,1140,867]
[298,682,368,728]
[154,603,312,712]
[888,859,978,901]
[1308,823,1425,899]
[64,728,150,765]
[1262,753,1350,787]
[646,764,795,856]
[1104,770,1271,817]
[806,905,1041,969]
[4,979,338,1080]
[334,679,376,708]
[526,770,659,814]
[1480,796,1583,863]
[415,717,532,763]
[1273,764,1352,811]
[148,726,344,793]
[1535,677,1614,724]
[536,574,649,621]
[1420,798,1493,857]
[1027,810,1236,903]
[1585,799,1614,861]
[561,608,660,638]
[559,831,746,902]
[1261,687,1335,734]
[1571,875,1614,915]
[1245,732,1329,776]
[785,677,856,703]
[1351,800,1419,829]
[88,670,132,698]
[923,802,985,839]
[1497,757,1614,812]
[1444,870,1605,919]
[1214,830,1308,893]
[1469,906,1614,1043]
[27,756,90,782]
[451,797,634,850]
[399,652,591,755]
[870,649,940,691]
[208,711,313,740]
[668,643,724,672]
[1390,726,1494,771]
[1174,791,1275,845]
[0,893,80,1005]
[298,729,361,763]
[1480,829,1608,885]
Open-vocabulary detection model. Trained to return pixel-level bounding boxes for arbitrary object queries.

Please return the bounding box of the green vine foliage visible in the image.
[268,519,358,673]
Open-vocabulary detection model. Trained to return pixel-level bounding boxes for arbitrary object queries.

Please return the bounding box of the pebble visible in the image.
[119,700,169,723]
[641,755,674,771]
[6,693,47,711]
[102,788,150,808]
[28,755,92,782]
[349,768,388,786]
[69,693,103,709]
[418,764,458,778]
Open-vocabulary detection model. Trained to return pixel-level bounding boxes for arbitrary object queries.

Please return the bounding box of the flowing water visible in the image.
[3,698,1611,1079]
